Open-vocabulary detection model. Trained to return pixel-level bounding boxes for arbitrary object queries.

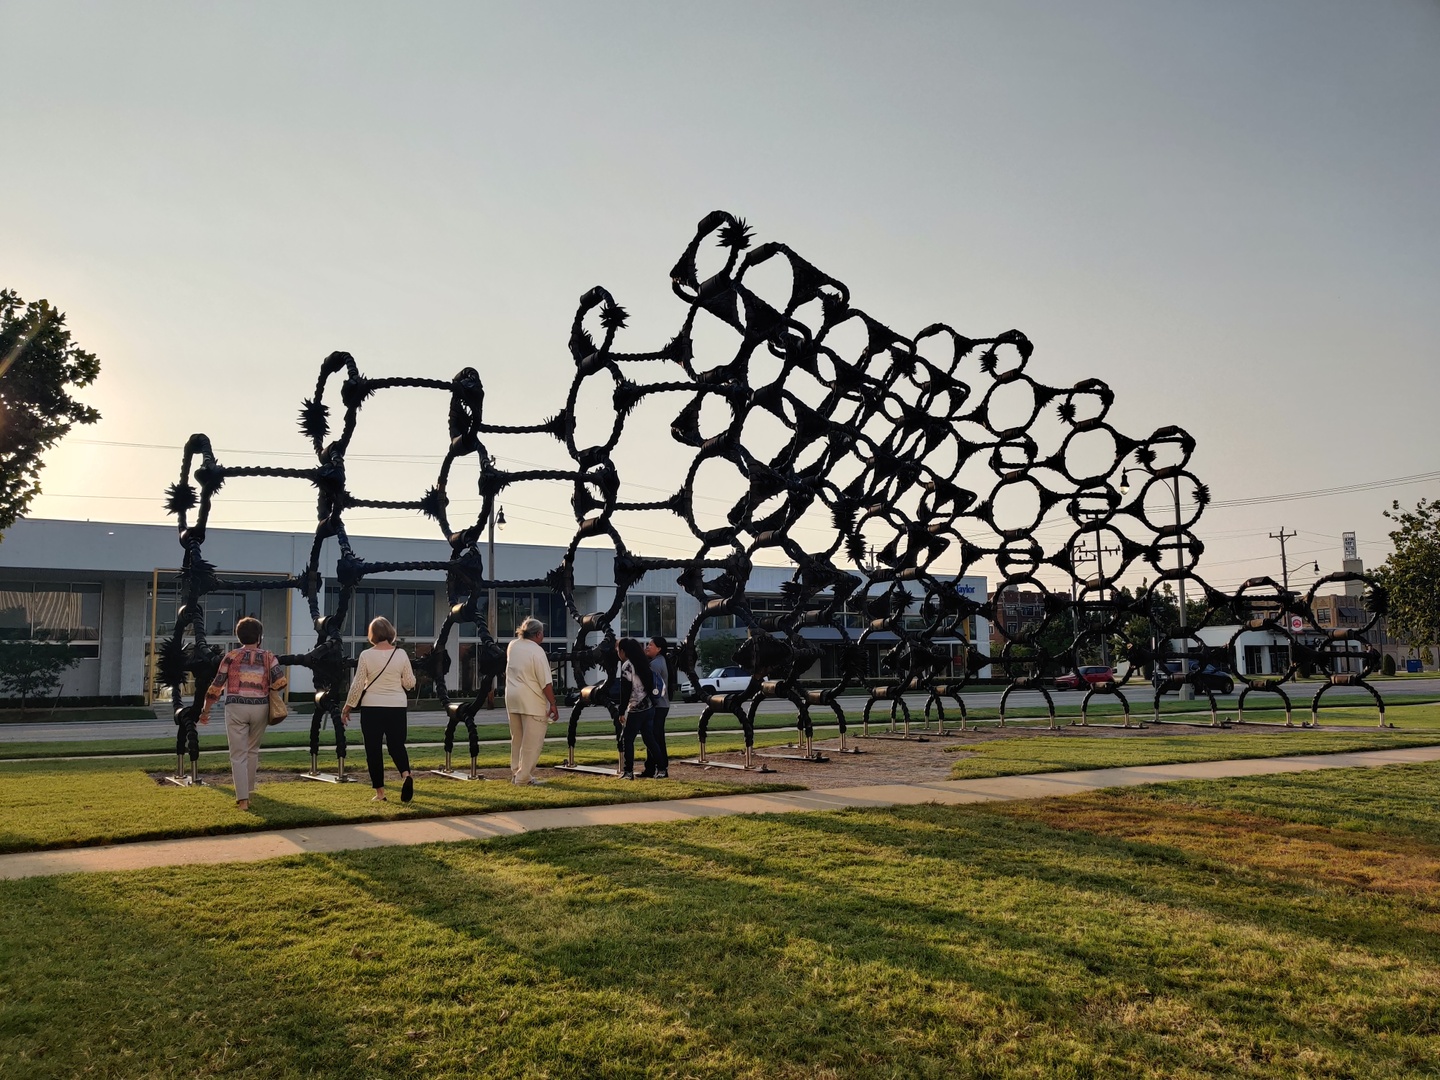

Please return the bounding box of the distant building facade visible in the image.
[0,518,989,701]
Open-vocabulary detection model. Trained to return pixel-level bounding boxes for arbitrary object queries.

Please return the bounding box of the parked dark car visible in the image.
[1152,660,1235,695]
[1054,665,1115,691]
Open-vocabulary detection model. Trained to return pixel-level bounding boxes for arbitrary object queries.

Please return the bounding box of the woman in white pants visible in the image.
[505,617,559,784]
[199,617,285,811]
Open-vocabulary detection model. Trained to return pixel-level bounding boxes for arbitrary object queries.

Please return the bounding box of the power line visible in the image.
[1207,470,1440,508]
[72,438,1440,509]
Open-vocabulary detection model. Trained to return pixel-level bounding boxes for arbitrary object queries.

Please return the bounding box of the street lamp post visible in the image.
[487,504,507,640]
[1172,477,1195,700]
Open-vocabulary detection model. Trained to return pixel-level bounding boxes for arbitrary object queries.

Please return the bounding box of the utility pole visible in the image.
[1123,466,1193,698]
[1269,527,1298,591]
[1072,531,1122,667]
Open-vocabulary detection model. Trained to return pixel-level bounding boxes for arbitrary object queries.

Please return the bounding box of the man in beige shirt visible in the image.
[505,616,560,784]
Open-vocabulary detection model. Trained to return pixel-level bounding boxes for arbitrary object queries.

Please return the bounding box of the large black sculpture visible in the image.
[157,210,1388,783]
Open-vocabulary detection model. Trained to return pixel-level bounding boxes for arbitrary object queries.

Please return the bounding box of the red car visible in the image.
[1054,665,1115,690]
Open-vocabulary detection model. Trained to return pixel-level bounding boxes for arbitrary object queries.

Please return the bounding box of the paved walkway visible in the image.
[4,744,1439,881]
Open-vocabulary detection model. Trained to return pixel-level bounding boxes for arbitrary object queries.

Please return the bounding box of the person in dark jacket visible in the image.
[640,635,671,778]
[615,636,661,780]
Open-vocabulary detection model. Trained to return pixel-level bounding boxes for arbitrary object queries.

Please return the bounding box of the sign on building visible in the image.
[1342,532,1357,561]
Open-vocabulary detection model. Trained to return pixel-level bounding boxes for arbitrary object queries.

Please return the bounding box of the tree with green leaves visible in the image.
[0,641,78,712]
[0,290,102,539]
[1376,497,1440,664]
[696,631,740,673]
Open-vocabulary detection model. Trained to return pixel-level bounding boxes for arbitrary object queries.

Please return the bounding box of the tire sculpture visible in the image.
[156,210,1389,783]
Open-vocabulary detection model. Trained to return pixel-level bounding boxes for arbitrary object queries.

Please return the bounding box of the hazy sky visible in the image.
[4,0,1438,595]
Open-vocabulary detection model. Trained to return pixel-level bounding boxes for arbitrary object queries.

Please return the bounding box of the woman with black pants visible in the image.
[341,616,418,802]
[641,635,671,778]
[615,637,660,780]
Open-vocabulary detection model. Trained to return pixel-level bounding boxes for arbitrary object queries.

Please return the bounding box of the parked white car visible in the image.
[700,666,753,695]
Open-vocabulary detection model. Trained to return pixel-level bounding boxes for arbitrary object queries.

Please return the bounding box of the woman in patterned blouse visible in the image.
[200,617,285,811]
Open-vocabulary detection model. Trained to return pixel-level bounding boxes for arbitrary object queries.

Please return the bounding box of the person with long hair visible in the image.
[341,616,418,802]
[199,617,285,812]
[640,635,671,778]
[615,636,661,780]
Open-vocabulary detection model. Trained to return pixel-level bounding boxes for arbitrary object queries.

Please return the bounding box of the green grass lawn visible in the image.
[948,705,1440,780]
[0,729,805,853]
[0,712,819,760]
[6,706,1440,855]
[3,763,1439,1078]
[4,693,1435,761]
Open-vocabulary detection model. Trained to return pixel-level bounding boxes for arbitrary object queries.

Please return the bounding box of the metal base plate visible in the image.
[162,775,205,787]
[676,758,775,773]
[429,769,482,781]
[552,763,622,776]
[299,772,359,783]
[756,751,829,762]
[856,733,930,742]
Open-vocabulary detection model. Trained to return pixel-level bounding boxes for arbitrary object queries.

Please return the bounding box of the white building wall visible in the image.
[119,580,149,697]
[1,519,993,696]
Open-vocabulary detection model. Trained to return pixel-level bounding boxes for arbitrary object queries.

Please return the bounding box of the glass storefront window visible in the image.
[395,591,417,638]
[645,596,677,639]
[622,594,675,639]
[0,589,28,639]
[325,586,436,642]
[146,574,287,701]
[0,582,103,654]
[473,590,566,642]
[75,585,101,640]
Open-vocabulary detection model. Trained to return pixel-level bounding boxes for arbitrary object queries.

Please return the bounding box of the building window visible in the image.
[324,585,437,642]
[145,574,288,703]
[0,582,102,656]
[622,594,677,640]
[452,589,568,694]
[488,590,567,642]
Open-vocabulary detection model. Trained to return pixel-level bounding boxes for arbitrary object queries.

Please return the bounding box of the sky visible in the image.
[4,0,1438,598]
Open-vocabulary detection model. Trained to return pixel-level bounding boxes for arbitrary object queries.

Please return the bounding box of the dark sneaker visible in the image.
[655,770,668,779]
[621,772,635,780]
[401,775,414,803]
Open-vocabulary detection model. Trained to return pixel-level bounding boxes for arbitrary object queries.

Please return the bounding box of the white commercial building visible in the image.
[0,518,988,701]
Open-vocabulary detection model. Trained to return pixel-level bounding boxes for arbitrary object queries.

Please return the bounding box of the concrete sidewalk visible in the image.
[4,744,1439,881]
